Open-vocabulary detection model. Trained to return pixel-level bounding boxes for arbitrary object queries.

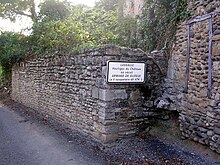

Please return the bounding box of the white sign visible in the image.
[107,61,146,83]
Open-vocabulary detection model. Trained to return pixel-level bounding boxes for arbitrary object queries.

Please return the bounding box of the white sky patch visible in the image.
[69,0,97,7]
[0,0,98,33]
[0,17,32,33]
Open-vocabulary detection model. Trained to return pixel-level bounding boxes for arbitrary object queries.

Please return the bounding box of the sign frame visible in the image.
[106,60,146,84]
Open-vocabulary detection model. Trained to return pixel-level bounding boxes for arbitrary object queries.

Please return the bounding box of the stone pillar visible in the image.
[90,48,149,143]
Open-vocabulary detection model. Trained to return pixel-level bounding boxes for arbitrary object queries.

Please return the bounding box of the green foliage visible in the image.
[95,0,120,11]
[171,0,190,25]
[31,18,83,54]
[72,7,118,47]
[0,0,190,76]
[136,0,189,51]
[31,6,118,54]
[38,0,70,22]
[93,0,189,51]
[115,17,138,48]
[0,0,69,22]
[0,32,27,75]
[0,0,191,81]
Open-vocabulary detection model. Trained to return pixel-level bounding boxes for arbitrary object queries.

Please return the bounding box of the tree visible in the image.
[38,0,70,22]
[0,0,71,76]
[0,0,70,23]
[0,0,37,22]
[30,6,118,54]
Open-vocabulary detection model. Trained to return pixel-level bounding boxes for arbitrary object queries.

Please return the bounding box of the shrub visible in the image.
[30,7,118,54]
[0,32,27,75]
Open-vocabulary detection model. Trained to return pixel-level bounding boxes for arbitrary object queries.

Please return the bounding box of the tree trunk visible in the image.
[29,0,37,22]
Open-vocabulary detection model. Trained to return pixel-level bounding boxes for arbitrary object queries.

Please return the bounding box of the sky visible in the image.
[0,0,97,33]
[71,0,97,7]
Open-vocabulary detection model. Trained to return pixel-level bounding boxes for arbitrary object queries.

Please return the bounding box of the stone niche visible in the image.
[11,46,165,143]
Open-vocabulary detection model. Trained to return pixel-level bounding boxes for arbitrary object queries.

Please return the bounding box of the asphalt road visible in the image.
[0,106,106,165]
[1,99,219,165]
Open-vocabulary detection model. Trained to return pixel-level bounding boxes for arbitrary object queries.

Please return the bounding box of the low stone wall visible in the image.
[12,46,166,143]
[162,0,220,153]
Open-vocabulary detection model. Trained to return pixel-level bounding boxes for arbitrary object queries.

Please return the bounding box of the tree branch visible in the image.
[12,9,32,18]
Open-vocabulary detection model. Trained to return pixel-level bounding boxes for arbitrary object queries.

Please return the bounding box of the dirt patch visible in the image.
[148,112,220,163]
[0,78,11,100]
[0,98,219,165]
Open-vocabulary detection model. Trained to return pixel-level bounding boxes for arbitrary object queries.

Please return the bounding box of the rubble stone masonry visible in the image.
[163,0,220,153]
[12,46,167,143]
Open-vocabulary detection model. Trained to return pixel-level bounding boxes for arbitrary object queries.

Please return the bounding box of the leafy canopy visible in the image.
[30,6,118,54]
[0,0,37,21]
[0,0,70,22]
[38,0,70,22]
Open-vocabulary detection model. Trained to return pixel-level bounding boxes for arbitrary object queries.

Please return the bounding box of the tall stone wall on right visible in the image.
[163,1,220,153]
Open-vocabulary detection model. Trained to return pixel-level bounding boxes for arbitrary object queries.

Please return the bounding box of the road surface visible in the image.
[0,106,106,165]
[1,100,219,165]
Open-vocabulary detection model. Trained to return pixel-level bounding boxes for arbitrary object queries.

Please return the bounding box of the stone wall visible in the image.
[12,46,167,143]
[162,0,220,153]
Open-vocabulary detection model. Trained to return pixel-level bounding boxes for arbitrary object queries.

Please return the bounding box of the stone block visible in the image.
[215,93,220,101]
[207,111,215,119]
[156,99,170,109]
[143,101,154,108]
[119,123,135,132]
[98,119,117,126]
[209,100,216,107]
[99,111,116,120]
[92,87,99,99]
[98,89,127,101]
[200,88,208,97]
[214,127,220,135]
[101,66,107,77]
[103,125,119,134]
[118,130,136,137]
[129,90,140,101]
[212,34,220,41]
[207,130,214,136]
[100,134,118,143]
[169,104,177,111]
[65,112,71,118]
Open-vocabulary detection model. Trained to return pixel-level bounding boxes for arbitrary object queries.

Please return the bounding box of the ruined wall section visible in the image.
[163,0,220,153]
[12,46,166,143]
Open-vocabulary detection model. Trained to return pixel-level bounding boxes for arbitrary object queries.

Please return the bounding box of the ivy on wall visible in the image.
[128,0,190,51]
